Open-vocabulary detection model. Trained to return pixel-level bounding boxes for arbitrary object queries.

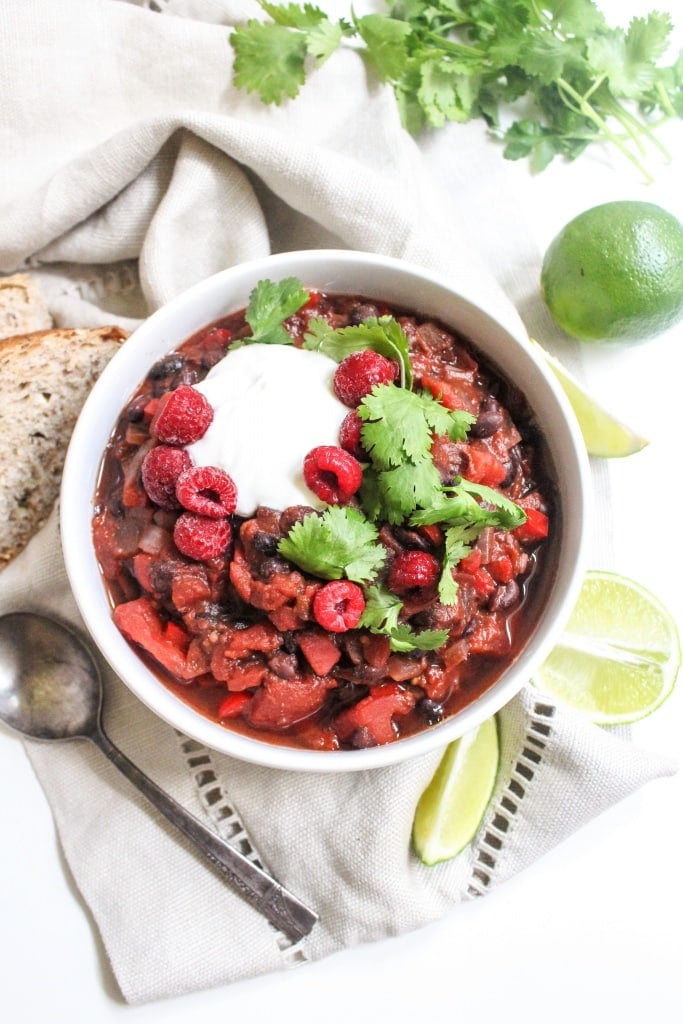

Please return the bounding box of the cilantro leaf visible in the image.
[386,623,450,652]
[359,384,434,466]
[358,383,470,467]
[277,506,386,583]
[258,1,328,30]
[354,13,412,81]
[303,315,413,389]
[417,59,480,128]
[438,522,481,605]
[237,277,310,347]
[410,476,527,530]
[232,21,309,104]
[362,457,443,524]
[359,586,449,652]
[456,479,528,529]
[307,18,345,62]
[359,584,403,633]
[587,13,674,99]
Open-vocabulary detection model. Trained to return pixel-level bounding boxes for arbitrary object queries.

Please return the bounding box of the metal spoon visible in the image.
[0,611,317,942]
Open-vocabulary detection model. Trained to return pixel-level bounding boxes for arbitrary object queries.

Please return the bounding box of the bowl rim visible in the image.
[61,248,590,772]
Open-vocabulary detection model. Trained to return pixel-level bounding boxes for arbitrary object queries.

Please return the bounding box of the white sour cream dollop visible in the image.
[187,343,349,517]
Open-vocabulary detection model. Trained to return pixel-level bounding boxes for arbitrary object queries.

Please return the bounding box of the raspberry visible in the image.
[141,445,191,509]
[312,580,365,633]
[338,410,366,460]
[173,513,232,561]
[388,550,441,594]
[303,446,363,505]
[175,465,238,518]
[150,384,214,445]
[333,349,399,407]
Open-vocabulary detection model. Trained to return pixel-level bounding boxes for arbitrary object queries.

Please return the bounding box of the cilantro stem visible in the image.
[655,81,677,120]
[604,97,672,164]
[422,32,486,61]
[556,77,654,183]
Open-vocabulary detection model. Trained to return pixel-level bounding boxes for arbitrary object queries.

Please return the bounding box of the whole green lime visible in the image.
[540,200,683,344]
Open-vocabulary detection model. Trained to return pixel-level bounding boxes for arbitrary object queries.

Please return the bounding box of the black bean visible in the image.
[470,397,504,438]
[257,557,289,580]
[282,631,299,654]
[489,580,520,611]
[149,354,185,380]
[348,303,380,325]
[268,652,299,679]
[416,698,444,725]
[349,726,378,749]
[125,395,149,422]
[252,531,280,555]
[392,526,432,551]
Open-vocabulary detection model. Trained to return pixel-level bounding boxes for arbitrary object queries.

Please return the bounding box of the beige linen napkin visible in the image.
[0,0,676,1004]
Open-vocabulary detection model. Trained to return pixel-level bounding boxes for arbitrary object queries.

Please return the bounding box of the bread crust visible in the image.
[0,325,128,566]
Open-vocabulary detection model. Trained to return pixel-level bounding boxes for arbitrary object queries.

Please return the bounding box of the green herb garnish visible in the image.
[303,315,413,388]
[277,505,386,583]
[359,585,449,652]
[230,1,683,179]
[410,478,527,531]
[438,522,481,605]
[233,277,310,347]
[357,382,475,523]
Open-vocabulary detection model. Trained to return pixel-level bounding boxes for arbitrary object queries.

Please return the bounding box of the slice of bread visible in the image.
[0,325,128,566]
[0,273,53,340]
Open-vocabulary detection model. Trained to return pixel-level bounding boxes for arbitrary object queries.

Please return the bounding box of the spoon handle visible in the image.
[91,729,317,942]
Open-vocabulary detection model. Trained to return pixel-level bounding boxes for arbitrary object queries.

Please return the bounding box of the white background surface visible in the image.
[1,1,682,1021]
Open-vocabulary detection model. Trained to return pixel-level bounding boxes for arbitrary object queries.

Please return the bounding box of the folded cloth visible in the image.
[0,0,676,1005]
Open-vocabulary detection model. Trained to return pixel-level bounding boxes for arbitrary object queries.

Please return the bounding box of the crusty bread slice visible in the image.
[0,325,127,566]
[0,273,53,340]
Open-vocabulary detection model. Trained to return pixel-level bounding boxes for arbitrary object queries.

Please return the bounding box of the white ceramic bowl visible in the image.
[61,250,590,771]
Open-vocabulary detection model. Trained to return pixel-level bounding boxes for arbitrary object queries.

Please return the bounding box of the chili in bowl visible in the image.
[61,250,589,772]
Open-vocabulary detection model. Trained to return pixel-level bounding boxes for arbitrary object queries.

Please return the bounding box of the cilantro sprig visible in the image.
[230,1,683,179]
[303,315,413,388]
[277,505,386,583]
[357,382,475,524]
[359,585,449,652]
[232,277,310,347]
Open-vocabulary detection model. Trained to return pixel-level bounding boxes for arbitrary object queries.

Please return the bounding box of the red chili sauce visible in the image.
[93,291,557,751]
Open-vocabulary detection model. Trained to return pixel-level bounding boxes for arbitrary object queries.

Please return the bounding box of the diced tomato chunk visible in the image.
[513,507,549,542]
[171,570,212,611]
[210,652,268,689]
[132,552,155,592]
[221,622,282,660]
[247,674,333,730]
[488,555,514,584]
[335,683,416,746]
[465,443,507,486]
[470,566,496,597]
[112,597,199,680]
[466,612,511,657]
[164,618,190,650]
[217,691,252,720]
[458,549,482,574]
[298,629,341,676]
[421,375,468,411]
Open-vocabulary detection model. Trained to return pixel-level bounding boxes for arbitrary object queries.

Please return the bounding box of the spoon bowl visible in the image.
[0,613,100,740]
[0,610,317,941]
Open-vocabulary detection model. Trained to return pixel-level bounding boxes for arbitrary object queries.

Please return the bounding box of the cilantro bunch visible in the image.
[231,0,683,179]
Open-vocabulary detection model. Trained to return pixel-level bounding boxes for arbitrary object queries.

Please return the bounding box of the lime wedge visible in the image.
[530,338,648,458]
[533,570,680,725]
[412,716,499,866]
